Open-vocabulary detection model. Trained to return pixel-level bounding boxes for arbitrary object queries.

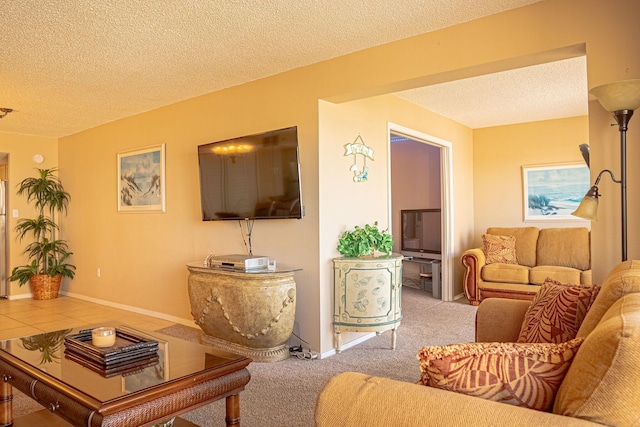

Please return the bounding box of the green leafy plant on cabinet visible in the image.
[337,221,394,258]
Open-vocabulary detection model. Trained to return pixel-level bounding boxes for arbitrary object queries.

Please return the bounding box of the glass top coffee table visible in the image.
[0,322,251,426]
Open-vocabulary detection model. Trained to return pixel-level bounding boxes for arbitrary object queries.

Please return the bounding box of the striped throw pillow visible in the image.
[417,338,583,412]
[517,279,600,343]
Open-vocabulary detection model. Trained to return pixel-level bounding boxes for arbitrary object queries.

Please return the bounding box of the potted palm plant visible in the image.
[9,168,75,299]
[20,329,72,364]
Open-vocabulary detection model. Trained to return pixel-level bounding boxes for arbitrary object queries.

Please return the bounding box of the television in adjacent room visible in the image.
[197,126,303,221]
[400,209,442,259]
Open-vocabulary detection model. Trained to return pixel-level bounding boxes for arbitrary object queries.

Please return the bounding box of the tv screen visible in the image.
[401,209,441,258]
[198,126,303,221]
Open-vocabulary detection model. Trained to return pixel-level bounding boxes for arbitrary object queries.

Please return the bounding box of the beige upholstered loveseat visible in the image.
[315,260,640,427]
[462,227,591,305]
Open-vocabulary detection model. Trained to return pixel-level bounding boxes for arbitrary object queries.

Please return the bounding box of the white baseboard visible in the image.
[61,290,196,327]
[319,332,376,359]
[7,293,33,301]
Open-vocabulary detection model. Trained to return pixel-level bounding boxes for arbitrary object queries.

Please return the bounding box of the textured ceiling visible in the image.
[395,56,588,129]
[0,0,587,139]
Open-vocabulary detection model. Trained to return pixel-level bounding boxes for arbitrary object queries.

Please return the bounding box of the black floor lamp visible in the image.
[572,79,640,261]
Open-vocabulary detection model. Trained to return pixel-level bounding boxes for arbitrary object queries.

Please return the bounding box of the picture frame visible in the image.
[117,144,166,212]
[522,163,590,221]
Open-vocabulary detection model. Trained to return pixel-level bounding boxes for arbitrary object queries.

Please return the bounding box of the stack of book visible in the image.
[64,328,159,377]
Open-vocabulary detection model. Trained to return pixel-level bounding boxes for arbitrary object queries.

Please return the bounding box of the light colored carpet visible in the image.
[12,287,477,426]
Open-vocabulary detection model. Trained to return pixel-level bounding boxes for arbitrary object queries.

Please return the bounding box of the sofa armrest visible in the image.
[475,298,531,342]
[315,372,600,427]
[461,248,486,306]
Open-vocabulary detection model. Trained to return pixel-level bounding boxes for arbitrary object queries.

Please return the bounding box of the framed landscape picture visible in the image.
[522,163,590,221]
[117,144,166,212]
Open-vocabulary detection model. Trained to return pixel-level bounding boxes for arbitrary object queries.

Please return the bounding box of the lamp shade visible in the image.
[589,79,640,112]
[571,186,600,221]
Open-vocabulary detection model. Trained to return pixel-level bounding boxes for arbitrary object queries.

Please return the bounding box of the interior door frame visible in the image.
[387,123,454,301]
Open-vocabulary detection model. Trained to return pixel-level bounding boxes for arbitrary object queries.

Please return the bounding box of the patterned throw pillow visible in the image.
[517,278,600,344]
[482,234,517,264]
[417,338,583,412]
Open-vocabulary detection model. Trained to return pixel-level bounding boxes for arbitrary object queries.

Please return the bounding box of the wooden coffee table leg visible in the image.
[225,394,240,426]
[0,375,13,427]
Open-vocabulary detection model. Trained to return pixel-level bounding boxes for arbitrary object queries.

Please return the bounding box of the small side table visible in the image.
[333,253,403,352]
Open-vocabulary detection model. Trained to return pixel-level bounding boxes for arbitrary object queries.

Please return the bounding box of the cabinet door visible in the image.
[334,258,402,329]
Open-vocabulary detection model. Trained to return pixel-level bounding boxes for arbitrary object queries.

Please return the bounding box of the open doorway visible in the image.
[388,123,454,301]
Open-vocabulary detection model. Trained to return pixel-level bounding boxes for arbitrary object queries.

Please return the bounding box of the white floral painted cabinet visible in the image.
[333,253,403,352]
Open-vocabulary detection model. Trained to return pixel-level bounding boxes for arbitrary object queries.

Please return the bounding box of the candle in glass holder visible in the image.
[92,327,116,347]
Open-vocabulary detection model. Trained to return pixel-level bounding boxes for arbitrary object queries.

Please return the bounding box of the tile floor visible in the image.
[0,296,177,340]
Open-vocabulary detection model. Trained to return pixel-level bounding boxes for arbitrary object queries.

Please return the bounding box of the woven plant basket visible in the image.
[30,274,62,300]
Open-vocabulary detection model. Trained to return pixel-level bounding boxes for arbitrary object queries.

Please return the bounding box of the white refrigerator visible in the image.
[0,181,7,298]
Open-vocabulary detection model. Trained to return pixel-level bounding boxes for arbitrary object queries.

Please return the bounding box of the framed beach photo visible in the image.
[522,163,590,221]
[117,144,166,212]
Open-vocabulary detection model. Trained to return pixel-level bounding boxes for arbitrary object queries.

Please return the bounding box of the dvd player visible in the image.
[207,254,269,270]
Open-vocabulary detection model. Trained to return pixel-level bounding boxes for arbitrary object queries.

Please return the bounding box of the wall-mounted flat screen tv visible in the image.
[401,209,441,259]
[197,126,303,221]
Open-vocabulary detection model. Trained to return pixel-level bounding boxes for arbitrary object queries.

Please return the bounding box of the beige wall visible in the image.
[2,0,635,354]
[319,94,473,351]
[58,79,321,337]
[472,116,590,240]
[318,0,640,284]
[0,132,58,297]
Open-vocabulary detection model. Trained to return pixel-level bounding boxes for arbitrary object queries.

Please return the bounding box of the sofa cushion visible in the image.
[482,234,518,264]
[487,227,539,267]
[476,298,532,343]
[482,263,530,284]
[578,259,640,338]
[580,270,592,286]
[315,372,603,427]
[553,293,640,426]
[529,266,583,286]
[536,228,590,271]
[417,338,583,412]
[517,279,600,343]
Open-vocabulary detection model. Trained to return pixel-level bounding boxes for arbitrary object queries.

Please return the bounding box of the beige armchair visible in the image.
[316,260,640,427]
